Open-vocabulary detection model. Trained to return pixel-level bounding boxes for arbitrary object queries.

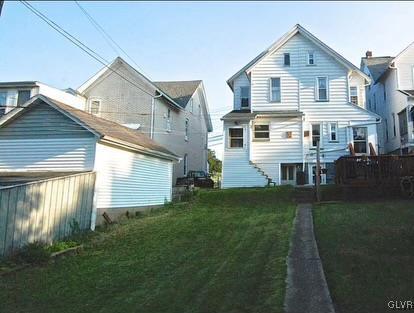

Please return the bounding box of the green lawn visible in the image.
[0,187,296,313]
[314,201,414,313]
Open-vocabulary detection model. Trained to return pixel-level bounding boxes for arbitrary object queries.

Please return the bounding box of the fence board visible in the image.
[0,172,96,257]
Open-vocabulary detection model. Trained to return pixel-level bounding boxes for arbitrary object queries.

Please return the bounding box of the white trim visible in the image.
[310,123,322,148]
[349,85,358,105]
[185,118,189,141]
[307,51,315,66]
[269,77,281,103]
[88,97,102,116]
[227,126,245,149]
[328,122,338,142]
[252,123,270,141]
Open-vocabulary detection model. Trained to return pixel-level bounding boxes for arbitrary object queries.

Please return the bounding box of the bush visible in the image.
[46,241,79,254]
[15,242,50,264]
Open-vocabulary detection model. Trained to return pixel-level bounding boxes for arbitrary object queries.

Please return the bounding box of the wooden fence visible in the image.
[335,155,414,185]
[0,172,96,257]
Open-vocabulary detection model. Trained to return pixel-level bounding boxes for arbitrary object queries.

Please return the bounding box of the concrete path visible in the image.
[284,204,335,313]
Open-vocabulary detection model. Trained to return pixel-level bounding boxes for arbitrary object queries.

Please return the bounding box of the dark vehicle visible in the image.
[176,171,214,188]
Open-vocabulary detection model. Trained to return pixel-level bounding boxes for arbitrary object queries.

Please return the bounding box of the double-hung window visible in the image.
[89,99,101,115]
[353,127,368,154]
[328,122,338,142]
[0,91,7,115]
[316,77,328,101]
[350,86,358,105]
[311,123,321,147]
[253,124,270,140]
[240,86,250,108]
[228,128,244,148]
[308,51,315,65]
[284,53,290,66]
[166,109,171,132]
[17,90,31,106]
[185,118,189,141]
[270,78,281,103]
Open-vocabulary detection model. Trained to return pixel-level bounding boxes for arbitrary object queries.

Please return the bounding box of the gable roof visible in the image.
[361,56,394,82]
[77,57,183,110]
[0,95,180,161]
[227,24,371,90]
[153,80,201,108]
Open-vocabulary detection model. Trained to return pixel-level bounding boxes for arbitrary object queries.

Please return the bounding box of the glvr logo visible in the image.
[388,300,414,310]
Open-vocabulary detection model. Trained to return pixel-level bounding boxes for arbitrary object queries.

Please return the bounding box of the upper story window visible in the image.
[329,122,338,142]
[89,99,101,115]
[392,113,397,137]
[166,109,171,132]
[228,127,244,148]
[311,123,321,147]
[383,87,387,101]
[398,109,408,136]
[253,124,270,140]
[284,53,290,66]
[17,90,31,106]
[307,51,315,65]
[189,98,194,113]
[353,127,367,154]
[350,86,358,105]
[316,77,328,101]
[0,91,7,106]
[270,78,281,103]
[240,86,250,108]
[185,118,189,141]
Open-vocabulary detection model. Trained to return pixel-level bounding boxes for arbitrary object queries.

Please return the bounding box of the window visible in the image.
[398,109,408,136]
[90,99,101,115]
[284,53,290,66]
[392,113,396,137]
[0,91,7,106]
[166,109,171,132]
[316,77,328,101]
[329,122,338,141]
[270,78,281,102]
[353,127,367,154]
[189,99,194,113]
[253,124,270,140]
[383,87,387,101]
[311,123,321,147]
[350,86,358,105]
[228,128,243,148]
[385,118,389,141]
[185,118,189,141]
[240,86,250,108]
[17,90,31,106]
[308,51,315,65]
[183,154,188,176]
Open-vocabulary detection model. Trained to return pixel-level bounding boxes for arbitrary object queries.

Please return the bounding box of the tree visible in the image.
[208,149,222,178]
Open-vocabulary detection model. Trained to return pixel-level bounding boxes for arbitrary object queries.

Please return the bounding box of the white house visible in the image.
[0,95,179,226]
[361,44,414,154]
[221,24,380,188]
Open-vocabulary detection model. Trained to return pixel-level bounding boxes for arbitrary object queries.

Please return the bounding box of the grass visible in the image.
[0,187,296,313]
[313,200,414,313]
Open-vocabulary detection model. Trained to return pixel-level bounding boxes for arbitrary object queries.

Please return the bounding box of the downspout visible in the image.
[150,94,163,139]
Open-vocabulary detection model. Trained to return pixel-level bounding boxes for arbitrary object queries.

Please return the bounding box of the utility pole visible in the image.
[316,140,321,202]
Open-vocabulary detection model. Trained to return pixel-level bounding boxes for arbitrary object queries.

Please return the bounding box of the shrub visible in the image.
[46,241,79,254]
[15,242,50,264]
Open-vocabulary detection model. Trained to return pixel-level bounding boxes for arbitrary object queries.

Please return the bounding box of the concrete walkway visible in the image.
[284,204,335,313]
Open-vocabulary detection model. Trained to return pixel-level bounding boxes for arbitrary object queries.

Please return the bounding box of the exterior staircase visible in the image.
[249,161,276,187]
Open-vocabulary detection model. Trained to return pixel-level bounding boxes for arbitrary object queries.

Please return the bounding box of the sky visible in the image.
[1,1,414,158]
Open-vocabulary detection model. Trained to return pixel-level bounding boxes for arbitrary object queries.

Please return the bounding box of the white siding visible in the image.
[222,122,268,188]
[94,143,173,208]
[395,43,414,90]
[0,138,95,171]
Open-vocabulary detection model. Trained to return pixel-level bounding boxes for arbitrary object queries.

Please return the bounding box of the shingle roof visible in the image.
[153,80,201,108]
[221,109,256,120]
[361,56,394,82]
[221,109,304,120]
[400,90,414,97]
[1,95,179,161]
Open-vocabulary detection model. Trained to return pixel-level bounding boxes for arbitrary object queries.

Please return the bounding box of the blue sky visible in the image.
[1,1,414,147]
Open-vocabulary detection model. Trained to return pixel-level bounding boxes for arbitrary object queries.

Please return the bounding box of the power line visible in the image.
[19,1,159,100]
[73,0,149,77]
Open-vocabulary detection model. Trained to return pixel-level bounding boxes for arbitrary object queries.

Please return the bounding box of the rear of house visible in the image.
[221,24,380,188]
[0,95,178,225]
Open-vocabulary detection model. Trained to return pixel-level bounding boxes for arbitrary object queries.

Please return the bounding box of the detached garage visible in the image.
[0,95,179,227]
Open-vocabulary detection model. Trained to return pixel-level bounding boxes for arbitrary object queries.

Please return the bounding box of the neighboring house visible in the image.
[0,95,179,225]
[76,57,213,183]
[361,44,414,154]
[0,81,85,115]
[221,24,380,188]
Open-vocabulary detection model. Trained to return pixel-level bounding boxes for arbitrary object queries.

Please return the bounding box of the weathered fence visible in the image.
[336,155,414,185]
[0,172,96,257]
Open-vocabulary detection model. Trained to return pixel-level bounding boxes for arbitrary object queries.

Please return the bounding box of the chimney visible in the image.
[366,51,373,58]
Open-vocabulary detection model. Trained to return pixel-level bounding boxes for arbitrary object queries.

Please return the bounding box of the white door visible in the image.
[281,164,296,185]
